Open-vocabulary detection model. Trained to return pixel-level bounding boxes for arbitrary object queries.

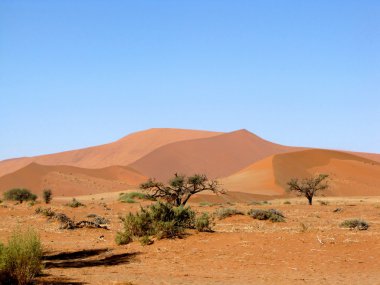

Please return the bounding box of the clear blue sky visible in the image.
[0,0,379,160]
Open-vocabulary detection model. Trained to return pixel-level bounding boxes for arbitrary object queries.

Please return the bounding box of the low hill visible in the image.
[0,163,147,196]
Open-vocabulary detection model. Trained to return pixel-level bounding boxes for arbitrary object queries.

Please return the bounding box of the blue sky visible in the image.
[0,0,379,160]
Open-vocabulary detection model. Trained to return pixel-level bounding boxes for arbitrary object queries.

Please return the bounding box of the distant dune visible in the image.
[130,129,301,181]
[222,149,380,196]
[1,128,380,198]
[0,163,147,196]
[0,128,222,177]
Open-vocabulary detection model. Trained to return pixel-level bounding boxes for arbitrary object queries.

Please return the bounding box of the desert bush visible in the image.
[214,208,244,220]
[195,213,213,232]
[42,189,52,204]
[139,235,153,246]
[115,232,132,245]
[248,209,285,222]
[340,219,369,230]
[3,189,37,204]
[0,228,43,285]
[119,192,155,203]
[66,198,84,208]
[283,201,291,205]
[116,202,196,244]
[35,207,55,217]
[121,197,136,203]
[318,200,329,206]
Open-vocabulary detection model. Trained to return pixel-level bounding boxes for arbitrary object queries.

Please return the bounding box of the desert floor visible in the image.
[0,194,379,285]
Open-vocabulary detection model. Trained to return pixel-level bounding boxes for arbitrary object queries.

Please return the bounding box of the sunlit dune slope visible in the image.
[222,149,380,197]
[0,128,222,177]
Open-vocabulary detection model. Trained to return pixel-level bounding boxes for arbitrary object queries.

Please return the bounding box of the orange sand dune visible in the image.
[348,151,380,163]
[0,128,222,178]
[130,129,301,181]
[222,149,380,197]
[0,163,147,196]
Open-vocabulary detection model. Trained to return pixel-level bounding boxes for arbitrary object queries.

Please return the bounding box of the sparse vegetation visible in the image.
[299,222,309,233]
[35,207,55,217]
[248,209,285,222]
[87,214,109,225]
[3,189,37,204]
[116,202,196,245]
[140,173,225,206]
[42,189,52,204]
[0,228,43,285]
[195,212,213,232]
[340,219,369,230]
[248,200,270,206]
[199,201,217,207]
[66,198,84,208]
[118,192,155,203]
[287,174,329,205]
[283,201,291,205]
[318,200,329,206]
[139,235,153,246]
[214,208,244,220]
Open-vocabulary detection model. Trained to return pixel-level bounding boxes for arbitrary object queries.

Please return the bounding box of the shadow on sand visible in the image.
[43,248,139,269]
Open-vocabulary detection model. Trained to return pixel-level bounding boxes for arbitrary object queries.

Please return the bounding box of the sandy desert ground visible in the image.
[0,193,379,285]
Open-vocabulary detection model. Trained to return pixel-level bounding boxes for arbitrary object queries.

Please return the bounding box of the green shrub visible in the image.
[116,202,195,245]
[195,213,213,232]
[119,192,155,203]
[42,189,52,204]
[3,189,37,204]
[214,208,244,220]
[139,235,153,246]
[0,228,43,285]
[115,232,132,245]
[122,198,136,203]
[340,219,369,230]
[248,209,285,222]
[66,198,84,208]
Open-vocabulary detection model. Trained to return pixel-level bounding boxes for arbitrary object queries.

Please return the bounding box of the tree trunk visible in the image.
[307,196,313,205]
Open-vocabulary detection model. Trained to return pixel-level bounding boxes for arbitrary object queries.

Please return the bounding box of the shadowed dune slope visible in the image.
[0,163,147,196]
[129,129,301,181]
[222,149,380,197]
[0,128,222,178]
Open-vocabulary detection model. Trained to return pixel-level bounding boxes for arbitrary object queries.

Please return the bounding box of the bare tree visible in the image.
[140,173,225,206]
[287,174,329,205]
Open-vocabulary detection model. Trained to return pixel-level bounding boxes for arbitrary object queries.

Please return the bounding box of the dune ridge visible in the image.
[0,128,222,177]
[129,129,302,181]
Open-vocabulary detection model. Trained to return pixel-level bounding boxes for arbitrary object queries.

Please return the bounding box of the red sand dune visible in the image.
[0,163,147,196]
[130,129,301,181]
[222,149,380,197]
[0,128,222,178]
